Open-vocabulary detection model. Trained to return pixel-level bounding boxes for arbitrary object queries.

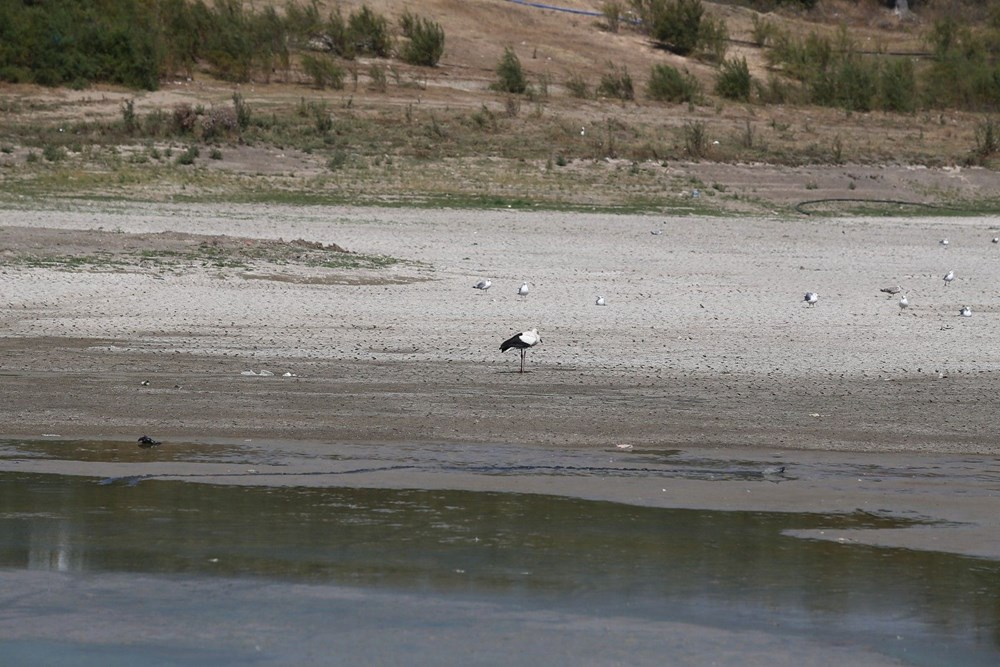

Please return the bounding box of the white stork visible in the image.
[500,328,540,373]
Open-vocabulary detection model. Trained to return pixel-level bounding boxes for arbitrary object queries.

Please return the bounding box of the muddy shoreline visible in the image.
[2,200,1000,559]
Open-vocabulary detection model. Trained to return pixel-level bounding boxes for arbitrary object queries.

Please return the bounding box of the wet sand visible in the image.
[1,200,1000,558]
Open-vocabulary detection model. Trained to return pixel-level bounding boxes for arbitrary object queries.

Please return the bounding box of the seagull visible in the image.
[804,292,818,306]
[473,279,492,292]
[940,238,950,248]
[960,306,972,317]
[993,237,999,244]
[595,296,606,306]
[651,229,662,235]
[944,270,955,286]
[137,435,162,448]
[898,294,909,313]
[500,328,540,373]
[880,285,902,297]
[517,282,529,298]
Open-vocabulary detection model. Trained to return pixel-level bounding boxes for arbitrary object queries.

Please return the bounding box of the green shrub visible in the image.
[313,103,333,134]
[327,150,349,170]
[492,47,527,94]
[715,57,751,102]
[682,120,709,158]
[601,1,626,33]
[647,63,700,103]
[971,116,1000,163]
[565,73,590,99]
[301,54,346,90]
[121,99,138,134]
[470,104,498,131]
[836,57,876,112]
[232,92,251,131]
[878,58,917,112]
[750,14,778,47]
[176,145,199,165]
[0,0,161,89]
[348,5,392,57]
[368,64,388,92]
[42,144,67,162]
[650,0,704,56]
[399,12,445,67]
[596,63,634,100]
[922,18,1000,111]
[696,14,728,63]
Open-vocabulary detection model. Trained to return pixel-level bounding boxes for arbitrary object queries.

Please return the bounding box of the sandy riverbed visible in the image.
[1,199,999,556]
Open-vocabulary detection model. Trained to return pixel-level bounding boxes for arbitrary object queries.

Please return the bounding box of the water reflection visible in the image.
[0,470,998,660]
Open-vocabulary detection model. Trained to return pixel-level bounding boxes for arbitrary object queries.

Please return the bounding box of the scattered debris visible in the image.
[137,435,162,448]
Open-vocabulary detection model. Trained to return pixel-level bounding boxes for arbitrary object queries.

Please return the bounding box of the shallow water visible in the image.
[0,439,999,665]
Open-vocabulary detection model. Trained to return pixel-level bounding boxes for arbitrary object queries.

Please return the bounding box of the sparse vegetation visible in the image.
[682,120,709,159]
[601,1,627,33]
[647,64,700,103]
[644,0,705,56]
[969,116,1000,165]
[1,0,999,215]
[492,47,527,94]
[715,57,751,102]
[301,54,346,90]
[565,73,591,99]
[348,5,393,58]
[399,12,445,67]
[596,63,635,101]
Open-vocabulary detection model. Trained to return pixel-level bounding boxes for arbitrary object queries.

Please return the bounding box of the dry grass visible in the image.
[0,0,997,213]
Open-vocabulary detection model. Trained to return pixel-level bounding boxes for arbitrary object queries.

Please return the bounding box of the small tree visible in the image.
[399,13,445,66]
[715,56,751,102]
[492,47,527,94]
[878,58,916,113]
[647,64,700,103]
[348,5,392,57]
[651,0,704,56]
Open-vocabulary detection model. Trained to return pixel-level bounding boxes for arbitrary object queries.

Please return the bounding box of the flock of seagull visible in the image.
[804,236,987,317]
[486,234,989,373]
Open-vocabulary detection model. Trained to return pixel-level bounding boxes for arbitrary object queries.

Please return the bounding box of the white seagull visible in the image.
[960,306,972,317]
[993,237,999,244]
[500,328,540,373]
[804,292,818,306]
[473,279,492,292]
[944,270,955,286]
[898,294,909,313]
[595,296,606,306]
[517,282,530,298]
[940,238,950,248]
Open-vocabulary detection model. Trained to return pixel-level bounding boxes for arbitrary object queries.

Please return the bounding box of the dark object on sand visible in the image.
[137,435,162,448]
